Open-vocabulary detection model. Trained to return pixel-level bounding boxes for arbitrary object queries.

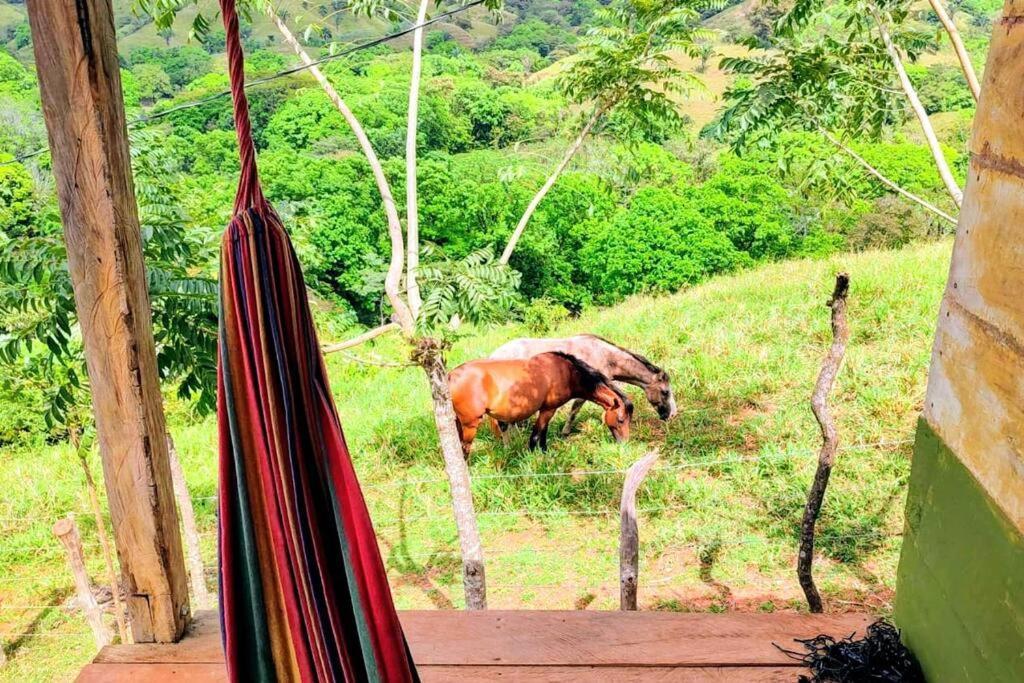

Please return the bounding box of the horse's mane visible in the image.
[581,334,665,377]
[549,352,634,413]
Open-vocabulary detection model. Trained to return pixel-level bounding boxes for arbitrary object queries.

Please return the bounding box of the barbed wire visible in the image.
[0,1,488,168]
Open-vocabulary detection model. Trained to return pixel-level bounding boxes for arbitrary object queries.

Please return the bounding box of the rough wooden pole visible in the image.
[53,516,112,649]
[167,434,210,609]
[620,451,661,611]
[797,273,851,613]
[26,0,190,642]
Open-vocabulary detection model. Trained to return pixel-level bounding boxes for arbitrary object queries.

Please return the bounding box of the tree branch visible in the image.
[322,322,400,355]
[819,129,958,225]
[873,11,963,208]
[500,104,606,264]
[271,12,414,333]
[404,0,430,318]
[927,0,981,102]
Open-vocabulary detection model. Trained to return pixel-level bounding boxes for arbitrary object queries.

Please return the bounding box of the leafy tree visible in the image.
[580,186,747,304]
[500,0,714,263]
[131,62,173,102]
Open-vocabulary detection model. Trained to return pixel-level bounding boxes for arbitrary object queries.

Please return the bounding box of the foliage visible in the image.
[417,245,522,330]
[0,134,218,434]
[580,186,748,304]
[907,64,974,114]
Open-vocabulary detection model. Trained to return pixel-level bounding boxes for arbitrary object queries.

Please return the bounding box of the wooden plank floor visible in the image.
[79,610,872,681]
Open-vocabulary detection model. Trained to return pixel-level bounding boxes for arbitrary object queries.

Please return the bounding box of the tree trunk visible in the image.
[53,516,112,649]
[619,451,660,611]
[414,340,487,610]
[75,447,129,643]
[797,274,850,613]
[166,433,210,609]
[819,129,958,225]
[272,13,414,332]
[404,0,430,318]
[500,106,605,264]
[927,0,981,101]
[874,14,964,207]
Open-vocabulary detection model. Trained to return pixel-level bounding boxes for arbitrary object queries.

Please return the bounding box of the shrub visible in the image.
[579,187,748,304]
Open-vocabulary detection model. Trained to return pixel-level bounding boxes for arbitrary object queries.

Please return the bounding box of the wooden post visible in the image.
[620,451,661,611]
[797,274,851,613]
[167,433,211,609]
[53,516,112,649]
[26,0,190,642]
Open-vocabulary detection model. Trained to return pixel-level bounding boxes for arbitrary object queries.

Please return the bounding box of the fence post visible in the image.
[620,450,661,611]
[797,273,851,613]
[53,516,112,648]
[166,433,210,609]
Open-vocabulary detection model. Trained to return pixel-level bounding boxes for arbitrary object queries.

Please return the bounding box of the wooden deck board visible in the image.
[80,609,872,681]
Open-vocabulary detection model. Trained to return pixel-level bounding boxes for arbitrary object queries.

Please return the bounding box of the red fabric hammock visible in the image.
[215,1,417,680]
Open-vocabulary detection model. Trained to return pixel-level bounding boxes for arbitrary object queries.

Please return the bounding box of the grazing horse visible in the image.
[448,352,633,456]
[489,334,677,435]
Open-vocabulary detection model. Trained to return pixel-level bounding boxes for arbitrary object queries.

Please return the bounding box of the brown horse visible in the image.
[448,352,633,456]
[489,334,676,435]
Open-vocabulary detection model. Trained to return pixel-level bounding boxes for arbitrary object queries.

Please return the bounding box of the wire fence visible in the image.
[0,436,913,644]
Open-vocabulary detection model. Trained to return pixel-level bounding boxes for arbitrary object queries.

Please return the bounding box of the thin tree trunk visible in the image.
[71,430,129,643]
[500,106,605,264]
[166,433,210,610]
[272,13,414,332]
[819,129,958,225]
[927,0,981,101]
[619,451,660,611]
[53,516,112,648]
[404,0,430,318]
[874,14,963,207]
[414,340,487,610]
[798,274,850,613]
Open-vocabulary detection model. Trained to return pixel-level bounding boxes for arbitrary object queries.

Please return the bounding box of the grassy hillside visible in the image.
[0,240,950,681]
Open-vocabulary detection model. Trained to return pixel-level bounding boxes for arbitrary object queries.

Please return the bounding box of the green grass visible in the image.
[0,240,950,680]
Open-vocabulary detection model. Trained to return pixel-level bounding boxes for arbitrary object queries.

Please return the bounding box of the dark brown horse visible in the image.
[448,352,633,456]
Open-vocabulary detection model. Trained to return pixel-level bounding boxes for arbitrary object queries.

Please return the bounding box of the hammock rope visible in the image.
[216,1,417,680]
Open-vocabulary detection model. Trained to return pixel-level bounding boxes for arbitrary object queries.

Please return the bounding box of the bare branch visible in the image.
[322,322,399,354]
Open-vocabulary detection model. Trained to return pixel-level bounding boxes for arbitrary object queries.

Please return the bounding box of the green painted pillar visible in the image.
[894,2,1024,680]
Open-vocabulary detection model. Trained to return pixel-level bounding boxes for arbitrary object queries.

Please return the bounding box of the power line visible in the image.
[0,1,487,167]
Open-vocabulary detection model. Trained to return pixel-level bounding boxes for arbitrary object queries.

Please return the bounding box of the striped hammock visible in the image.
[215,1,417,680]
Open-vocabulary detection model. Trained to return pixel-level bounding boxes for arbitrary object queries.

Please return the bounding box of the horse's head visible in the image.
[595,384,634,443]
[643,371,677,420]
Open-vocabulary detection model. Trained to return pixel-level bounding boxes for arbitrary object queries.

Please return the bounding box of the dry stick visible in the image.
[53,516,111,649]
[166,434,210,609]
[927,0,981,101]
[797,273,851,613]
[76,454,129,643]
[620,450,661,611]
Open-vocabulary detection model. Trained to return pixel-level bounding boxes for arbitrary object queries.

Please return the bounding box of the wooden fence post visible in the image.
[167,434,211,609]
[620,451,661,611]
[797,273,851,613]
[26,0,190,642]
[53,516,112,648]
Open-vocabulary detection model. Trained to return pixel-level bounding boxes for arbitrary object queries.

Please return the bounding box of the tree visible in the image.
[499,0,712,264]
[776,0,963,207]
[142,0,509,610]
[708,24,958,224]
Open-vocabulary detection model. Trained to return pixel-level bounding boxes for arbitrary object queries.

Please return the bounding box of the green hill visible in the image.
[0,240,950,681]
